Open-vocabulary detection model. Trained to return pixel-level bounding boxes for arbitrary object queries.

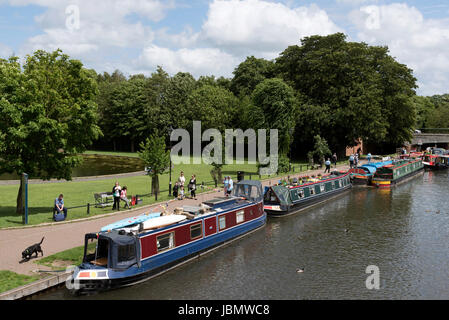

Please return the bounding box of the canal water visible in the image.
[37,170,449,299]
[0,155,145,180]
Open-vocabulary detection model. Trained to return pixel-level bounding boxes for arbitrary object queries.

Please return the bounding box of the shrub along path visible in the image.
[0,163,351,278]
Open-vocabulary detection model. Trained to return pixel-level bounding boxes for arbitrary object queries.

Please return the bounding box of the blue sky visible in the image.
[1,0,449,95]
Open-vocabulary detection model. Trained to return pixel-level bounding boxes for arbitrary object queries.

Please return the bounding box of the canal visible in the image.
[36,170,449,299]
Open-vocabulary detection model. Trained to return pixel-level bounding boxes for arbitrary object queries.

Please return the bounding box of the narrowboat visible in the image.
[263,171,352,217]
[422,154,449,170]
[68,180,265,294]
[348,161,392,186]
[371,159,424,189]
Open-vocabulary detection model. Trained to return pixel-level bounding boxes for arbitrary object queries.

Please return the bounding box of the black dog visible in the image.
[22,237,44,260]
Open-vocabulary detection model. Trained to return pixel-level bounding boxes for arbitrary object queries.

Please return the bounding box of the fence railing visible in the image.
[56,164,315,216]
[416,128,449,134]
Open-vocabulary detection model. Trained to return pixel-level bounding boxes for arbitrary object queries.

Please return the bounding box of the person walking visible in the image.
[112,181,121,211]
[189,174,197,200]
[324,158,331,173]
[332,153,338,168]
[349,154,354,169]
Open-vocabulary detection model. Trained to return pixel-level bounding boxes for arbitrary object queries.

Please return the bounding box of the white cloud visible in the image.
[201,0,342,58]
[2,0,171,70]
[135,45,240,78]
[350,3,449,95]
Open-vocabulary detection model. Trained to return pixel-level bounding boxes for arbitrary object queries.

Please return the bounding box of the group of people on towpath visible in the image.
[173,171,197,200]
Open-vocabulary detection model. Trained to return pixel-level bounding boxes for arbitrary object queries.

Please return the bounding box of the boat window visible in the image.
[118,244,136,262]
[157,232,174,252]
[236,210,245,224]
[219,216,226,230]
[320,184,325,192]
[190,223,202,240]
[310,187,315,195]
[298,189,304,198]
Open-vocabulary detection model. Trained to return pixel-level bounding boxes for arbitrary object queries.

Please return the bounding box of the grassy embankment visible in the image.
[0,270,40,294]
[0,151,312,228]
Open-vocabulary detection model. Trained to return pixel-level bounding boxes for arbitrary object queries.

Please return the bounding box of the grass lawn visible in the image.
[0,270,40,294]
[36,244,90,270]
[0,153,310,228]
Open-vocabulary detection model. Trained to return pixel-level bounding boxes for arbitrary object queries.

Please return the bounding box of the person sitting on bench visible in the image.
[54,194,68,221]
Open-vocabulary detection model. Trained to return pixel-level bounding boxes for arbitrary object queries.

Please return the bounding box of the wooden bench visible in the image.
[94,192,114,208]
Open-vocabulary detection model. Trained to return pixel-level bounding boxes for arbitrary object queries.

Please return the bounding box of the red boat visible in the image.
[422,154,449,170]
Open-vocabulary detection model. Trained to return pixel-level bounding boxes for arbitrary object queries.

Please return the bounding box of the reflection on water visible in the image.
[37,170,449,300]
[0,155,145,180]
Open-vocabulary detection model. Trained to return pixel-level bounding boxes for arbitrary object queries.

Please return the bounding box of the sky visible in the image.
[0,0,448,96]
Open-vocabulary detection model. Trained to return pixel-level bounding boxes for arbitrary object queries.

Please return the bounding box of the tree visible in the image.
[275,33,417,154]
[184,84,238,132]
[137,135,170,201]
[310,135,331,166]
[0,50,101,214]
[252,78,298,155]
[230,56,275,97]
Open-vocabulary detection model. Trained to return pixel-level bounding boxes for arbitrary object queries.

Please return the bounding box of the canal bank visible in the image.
[0,163,351,299]
[35,169,449,300]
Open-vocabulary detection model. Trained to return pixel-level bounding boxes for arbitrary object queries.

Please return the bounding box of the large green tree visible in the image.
[252,78,298,155]
[230,56,275,97]
[275,33,417,154]
[0,50,101,214]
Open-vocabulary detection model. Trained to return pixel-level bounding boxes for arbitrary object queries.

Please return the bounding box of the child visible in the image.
[178,185,184,200]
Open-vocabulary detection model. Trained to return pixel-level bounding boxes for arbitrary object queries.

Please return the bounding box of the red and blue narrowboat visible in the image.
[68,180,265,294]
[422,154,449,170]
[263,171,352,217]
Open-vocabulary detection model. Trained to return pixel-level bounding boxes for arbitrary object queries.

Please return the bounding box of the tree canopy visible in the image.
[0,50,101,213]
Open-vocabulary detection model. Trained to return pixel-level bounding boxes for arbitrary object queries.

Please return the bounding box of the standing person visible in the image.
[173,182,179,199]
[120,186,130,209]
[332,153,338,168]
[349,154,354,169]
[354,153,359,167]
[54,194,68,220]
[223,176,229,197]
[178,171,186,188]
[112,181,121,211]
[227,176,234,197]
[367,153,372,163]
[324,158,331,173]
[188,174,197,200]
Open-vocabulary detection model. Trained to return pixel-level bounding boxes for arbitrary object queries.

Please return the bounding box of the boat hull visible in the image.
[71,201,266,294]
[265,185,352,217]
[372,167,424,189]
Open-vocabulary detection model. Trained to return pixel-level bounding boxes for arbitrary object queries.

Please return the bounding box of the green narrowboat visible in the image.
[371,159,424,189]
[263,171,352,217]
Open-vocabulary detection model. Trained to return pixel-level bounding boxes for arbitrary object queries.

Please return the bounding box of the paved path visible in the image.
[0,164,351,276]
[0,171,147,185]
